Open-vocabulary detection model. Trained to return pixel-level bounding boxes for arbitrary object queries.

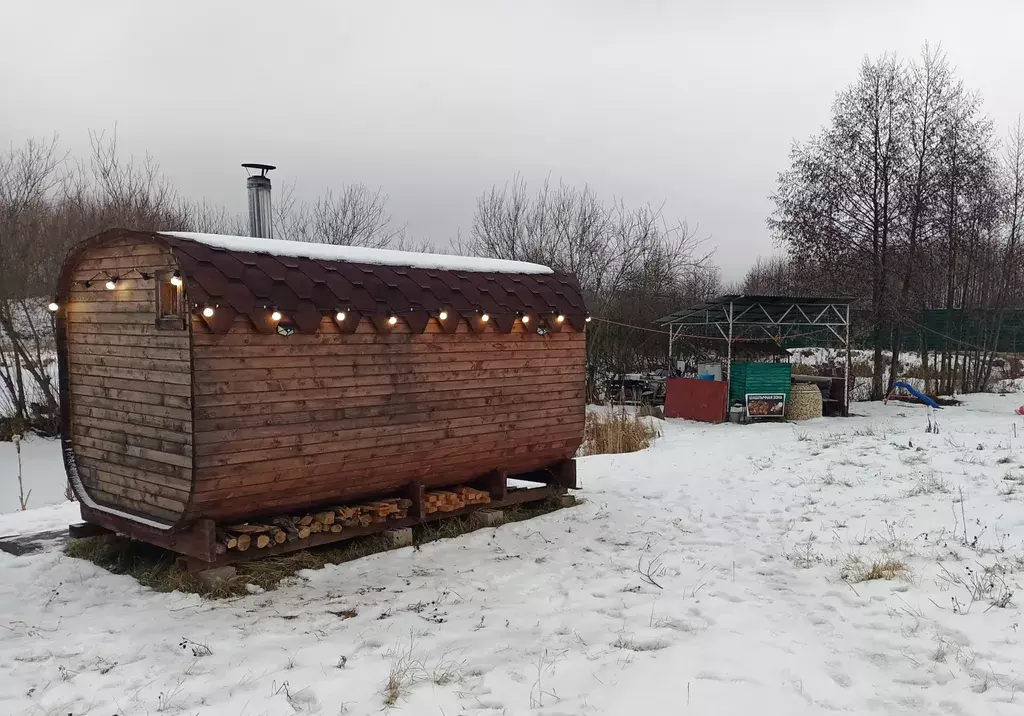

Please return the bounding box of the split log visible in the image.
[297,526,311,539]
[330,524,343,533]
[313,511,335,526]
[236,534,252,551]
[217,530,238,550]
[255,534,271,549]
[298,515,314,527]
[271,528,287,544]
[335,506,357,520]
[225,523,272,534]
[272,518,300,541]
[309,522,324,534]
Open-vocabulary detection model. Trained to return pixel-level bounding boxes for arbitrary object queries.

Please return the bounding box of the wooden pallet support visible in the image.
[68,521,113,539]
[73,472,562,573]
[177,485,554,571]
[79,504,218,563]
[476,469,508,502]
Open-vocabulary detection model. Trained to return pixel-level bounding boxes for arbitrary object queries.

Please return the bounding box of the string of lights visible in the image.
[50,267,595,330]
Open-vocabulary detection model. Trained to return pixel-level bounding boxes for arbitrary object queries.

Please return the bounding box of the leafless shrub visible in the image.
[637,552,666,589]
[938,562,1015,612]
[157,677,187,712]
[12,433,30,510]
[820,470,855,487]
[178,637,212,657]
[786,535,823,568]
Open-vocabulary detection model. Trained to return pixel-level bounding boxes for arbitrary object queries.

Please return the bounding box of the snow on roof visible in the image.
[162,232,554,275]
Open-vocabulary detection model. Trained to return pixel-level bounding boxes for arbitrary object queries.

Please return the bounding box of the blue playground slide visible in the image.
[890,381,942,409]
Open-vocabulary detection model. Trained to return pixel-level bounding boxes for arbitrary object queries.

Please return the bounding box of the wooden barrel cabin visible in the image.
[57,228,587,565]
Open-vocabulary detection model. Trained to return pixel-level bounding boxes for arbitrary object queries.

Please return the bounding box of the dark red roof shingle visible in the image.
[156,233,587,334]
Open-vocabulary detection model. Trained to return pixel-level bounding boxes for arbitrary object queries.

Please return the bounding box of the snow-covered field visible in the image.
[2,397,1024,715]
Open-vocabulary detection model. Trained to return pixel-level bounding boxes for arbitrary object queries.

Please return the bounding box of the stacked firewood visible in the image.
[424,486,491,515]
[218,497,413,553]
[217,488,493,553]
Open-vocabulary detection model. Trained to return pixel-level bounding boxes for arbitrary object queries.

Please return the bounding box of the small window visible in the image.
[156,273,184,330]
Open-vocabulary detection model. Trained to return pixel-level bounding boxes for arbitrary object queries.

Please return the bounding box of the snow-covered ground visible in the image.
[2,396,1024,715]
[0,436,67,514]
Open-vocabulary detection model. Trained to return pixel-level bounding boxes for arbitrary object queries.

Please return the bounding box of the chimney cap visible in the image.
[242,163,276,177]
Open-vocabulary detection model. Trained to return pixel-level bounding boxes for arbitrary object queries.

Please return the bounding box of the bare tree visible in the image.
[888,44,954,391]
[978,118,1024,388]
[769,46,1021,397]
[0,137,67,428]
[470,175,714,398]
[273,181,404,247]
[0,131,192,433]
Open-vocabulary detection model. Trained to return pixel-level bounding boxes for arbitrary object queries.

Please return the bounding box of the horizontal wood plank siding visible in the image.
[64,239,192,523]
[191,314,585,521]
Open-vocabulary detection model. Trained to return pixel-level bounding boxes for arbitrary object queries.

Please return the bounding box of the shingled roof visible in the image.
[152,231,588,334]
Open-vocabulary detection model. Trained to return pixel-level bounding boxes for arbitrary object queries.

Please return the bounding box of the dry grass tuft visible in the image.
[381,636,466,706]
[905,473,951,497]
[582,408,660,456]
[384,638,419,707]
[841,553,911,583]
[65,496,570,598]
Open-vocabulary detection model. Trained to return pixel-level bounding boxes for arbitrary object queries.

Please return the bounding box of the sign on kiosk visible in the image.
[745,393,786,419]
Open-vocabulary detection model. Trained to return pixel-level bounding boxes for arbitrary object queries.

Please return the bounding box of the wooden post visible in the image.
[477,469,507,502]
[547,459,578,489]
[405,482,425,520]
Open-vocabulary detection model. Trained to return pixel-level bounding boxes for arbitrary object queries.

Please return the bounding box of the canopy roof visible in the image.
[658,294,853,327]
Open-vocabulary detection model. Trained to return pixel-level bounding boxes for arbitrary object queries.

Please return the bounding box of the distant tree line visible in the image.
[765,44,1023,398]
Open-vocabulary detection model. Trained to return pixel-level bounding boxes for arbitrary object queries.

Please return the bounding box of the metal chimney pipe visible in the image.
[242,163,275,239]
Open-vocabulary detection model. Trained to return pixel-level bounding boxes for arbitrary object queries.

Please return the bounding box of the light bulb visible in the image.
[438,311,448,321]
[105,279,117,291]
[271,311,282,321]
[481,313,490,322]
[388,315,398,326]
[521,314,530,324]
[202,306,214,318]
[48,302,59,312]
[585,316,592,323]
[336,311,346,322]
[170,274,182,287]
[556,314,565,323]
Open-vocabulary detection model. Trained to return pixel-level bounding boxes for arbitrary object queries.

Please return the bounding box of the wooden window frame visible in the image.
[155,271,185,331]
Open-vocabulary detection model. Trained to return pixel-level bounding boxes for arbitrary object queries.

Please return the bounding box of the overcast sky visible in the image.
[3,0,1023,278]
